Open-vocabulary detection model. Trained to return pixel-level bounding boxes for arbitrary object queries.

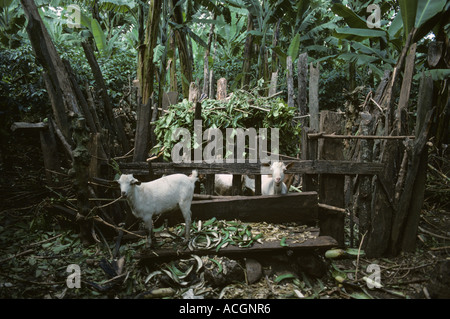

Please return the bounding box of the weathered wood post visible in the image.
[286,56,295,109]
[309,62,320,131]
[400,71,434,252]
[318,111,345,246]
[355,112,374,250]
[217,78,227,100]
[297,53,308,128]
[301,127,318,192]
[69,114,94,246]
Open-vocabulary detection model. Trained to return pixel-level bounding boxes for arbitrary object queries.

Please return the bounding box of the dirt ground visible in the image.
[0,131,449,299]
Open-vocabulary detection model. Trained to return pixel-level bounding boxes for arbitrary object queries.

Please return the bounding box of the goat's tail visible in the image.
[190,170,199,182]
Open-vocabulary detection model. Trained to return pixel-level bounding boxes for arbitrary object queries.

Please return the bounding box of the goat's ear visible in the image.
[285,162,295,170]
[130,179,141,186]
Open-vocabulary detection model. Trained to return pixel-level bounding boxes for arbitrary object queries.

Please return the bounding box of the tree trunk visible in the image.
[20,0,79,139]
[82,41,130,154]
[172,0,192,99]
[169,32,178,93]
[241,13,253,90]
[202,17,215,97]
[139,0,162,105]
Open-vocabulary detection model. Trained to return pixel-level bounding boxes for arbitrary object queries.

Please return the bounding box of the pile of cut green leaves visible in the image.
[151,90,301,161]
[163,218,263,252]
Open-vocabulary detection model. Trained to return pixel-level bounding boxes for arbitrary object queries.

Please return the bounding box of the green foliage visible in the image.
[152,89,301,161]
[0,45,48,119]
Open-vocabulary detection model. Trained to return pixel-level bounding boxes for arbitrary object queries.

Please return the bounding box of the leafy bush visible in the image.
[152,89,301,161]
[0,45,48,120]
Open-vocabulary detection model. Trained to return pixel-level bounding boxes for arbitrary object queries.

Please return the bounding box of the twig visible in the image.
[27,234,63,247]
[428,164,450,182]
[0,249,34,263]
[370,98,385,115]
[93,216,146,239]
[419,226,450,240]
[430,245,450,251]
[354,231,367,282]
[318,203,346,213]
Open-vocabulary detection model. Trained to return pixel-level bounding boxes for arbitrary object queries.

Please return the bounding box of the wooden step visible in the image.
[136,231,337,261]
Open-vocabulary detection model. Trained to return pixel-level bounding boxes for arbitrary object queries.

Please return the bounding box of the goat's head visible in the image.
[269,161,294,186]
[270,162,287,186]
[116,174,141,198]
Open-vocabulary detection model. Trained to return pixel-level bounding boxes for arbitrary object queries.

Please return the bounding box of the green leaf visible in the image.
[274,273,296,283]
[398,0,418,38]
[334,28,386,39]
[420,69,450,81]
[331,3,368,29]
[287,33,300,59]
[387,13,402,39]
[350,292,372,299]
[280,237,289,247]
[91,18,106,53]
[415,0,446,29]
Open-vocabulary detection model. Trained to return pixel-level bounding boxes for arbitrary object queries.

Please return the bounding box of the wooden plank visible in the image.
[308,133,415,140]
[163,192,318,226]
[119,160,384,176]
[137,234,338,260]
[11,122,48,131]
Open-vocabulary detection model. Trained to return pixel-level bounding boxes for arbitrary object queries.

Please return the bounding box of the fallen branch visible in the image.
[93,216,146,239]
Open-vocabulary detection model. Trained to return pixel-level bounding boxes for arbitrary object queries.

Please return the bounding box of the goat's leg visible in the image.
[143,216,154,247]
[179,203,192,243]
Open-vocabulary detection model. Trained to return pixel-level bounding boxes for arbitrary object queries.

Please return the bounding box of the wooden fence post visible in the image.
[286,56,295,109]
[309,62,320,131]
[297,53,308,128]
[217,78,227,100]
[401,72,434,252]
[301,127,317,192]
[318,111,345,246]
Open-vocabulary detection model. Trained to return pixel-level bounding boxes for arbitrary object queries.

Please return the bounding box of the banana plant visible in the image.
[328,0,449,80]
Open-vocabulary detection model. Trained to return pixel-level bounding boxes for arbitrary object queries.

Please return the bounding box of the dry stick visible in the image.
[318,203,346,213]
[27,234,63,247]
[428,163,450,182]
[0,249,34,263]
[354,231,368,282]
[394,147,409,203]
[418,226,450,240]
[93,216,146,239]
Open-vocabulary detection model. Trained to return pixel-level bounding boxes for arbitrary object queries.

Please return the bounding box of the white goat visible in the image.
[116,171,198,246]
[262,161,293,195]
[214,174,233,195]
[214,174,256,195]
